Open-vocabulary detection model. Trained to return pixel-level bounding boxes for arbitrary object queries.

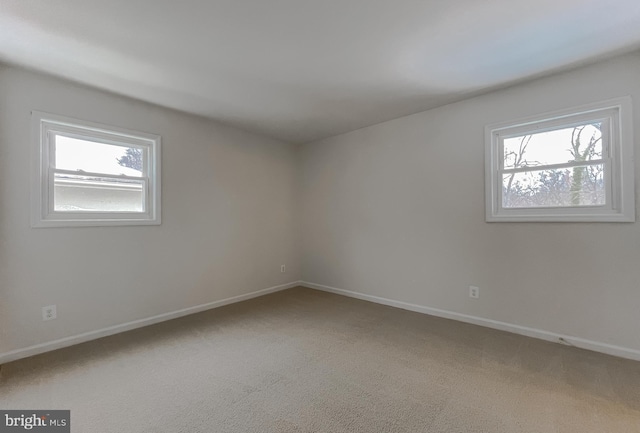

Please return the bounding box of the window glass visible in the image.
[55,135,143,177]
[502,165,605,208]
[53,173,145,212]
[503,122,602,169]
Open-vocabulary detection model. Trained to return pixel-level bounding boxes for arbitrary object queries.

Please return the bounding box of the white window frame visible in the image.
[485,97,635,222]
[31,111,161,227]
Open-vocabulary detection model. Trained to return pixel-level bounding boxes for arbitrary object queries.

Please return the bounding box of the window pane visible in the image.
[503,122,602,169]
[55,135,143,177]
[502,164,605,208]
[54,174,144,212]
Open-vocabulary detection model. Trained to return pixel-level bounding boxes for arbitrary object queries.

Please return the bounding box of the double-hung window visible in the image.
[485,97,634,222]
[32,112,161,227]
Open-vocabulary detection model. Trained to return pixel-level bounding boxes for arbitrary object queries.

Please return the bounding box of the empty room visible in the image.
[1,1,640,432]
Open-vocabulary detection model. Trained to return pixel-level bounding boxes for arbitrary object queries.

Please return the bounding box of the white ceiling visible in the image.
[2,1,640,143]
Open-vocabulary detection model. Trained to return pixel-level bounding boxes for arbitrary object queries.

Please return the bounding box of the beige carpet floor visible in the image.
[1,287,639,432]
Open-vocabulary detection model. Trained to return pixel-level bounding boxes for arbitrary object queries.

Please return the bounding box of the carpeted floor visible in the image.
[1,287,639,432]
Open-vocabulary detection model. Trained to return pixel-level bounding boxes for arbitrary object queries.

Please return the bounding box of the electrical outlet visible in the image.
[281,265,286,273]
[42,305,57,321]
[469,286,480,299]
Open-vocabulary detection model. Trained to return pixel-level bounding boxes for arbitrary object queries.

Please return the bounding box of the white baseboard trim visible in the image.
[0,281,301,365]
[301,281,640,362]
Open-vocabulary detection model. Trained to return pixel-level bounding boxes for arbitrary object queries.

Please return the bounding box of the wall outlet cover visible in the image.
[42,305,57,321]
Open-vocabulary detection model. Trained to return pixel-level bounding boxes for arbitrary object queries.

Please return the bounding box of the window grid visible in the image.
[31,111,161,227]
[484,97,634,222]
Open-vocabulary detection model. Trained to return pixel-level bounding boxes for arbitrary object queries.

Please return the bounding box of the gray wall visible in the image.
[2,51,640,361]
[299,51,640,353]
[0,66,300,355]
